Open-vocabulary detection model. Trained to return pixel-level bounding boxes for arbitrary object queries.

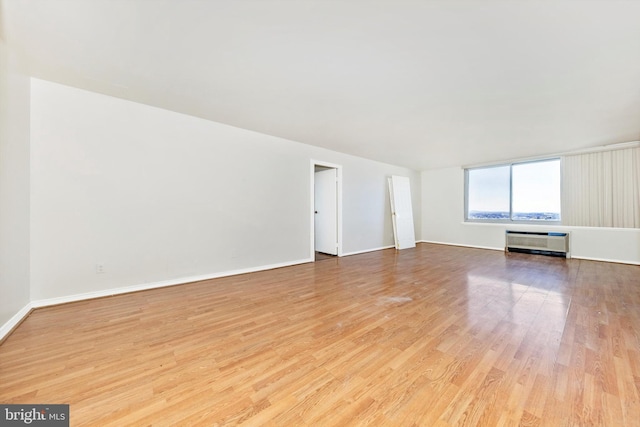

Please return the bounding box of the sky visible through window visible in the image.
[512,160,560,214]
[468,165,510,213]
[467,159,560,221]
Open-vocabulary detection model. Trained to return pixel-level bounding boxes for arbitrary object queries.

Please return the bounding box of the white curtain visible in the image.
[562,147,640,228]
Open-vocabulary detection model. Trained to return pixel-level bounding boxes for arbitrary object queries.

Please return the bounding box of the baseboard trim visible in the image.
[342,245,395,256]
[419,240,640,265]
[419,240,503,252]
[571,256,640,266]
[30,257,313,309]
[0,258,313,342]
[0,302,34,343]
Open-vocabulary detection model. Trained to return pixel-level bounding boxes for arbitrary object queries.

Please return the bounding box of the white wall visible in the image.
[421,167,640,264]
[29,79,420,301]
[0,39,31,329]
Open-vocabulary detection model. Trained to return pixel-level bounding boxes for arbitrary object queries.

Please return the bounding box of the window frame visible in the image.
[464,158,561,224]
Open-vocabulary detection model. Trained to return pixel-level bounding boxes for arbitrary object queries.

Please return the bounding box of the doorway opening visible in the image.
[310,161,342,261]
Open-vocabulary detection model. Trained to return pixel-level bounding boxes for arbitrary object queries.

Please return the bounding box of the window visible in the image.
[465,159,561,222]
[467,165,510,220]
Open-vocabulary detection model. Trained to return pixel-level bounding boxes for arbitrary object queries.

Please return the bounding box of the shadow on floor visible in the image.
[315,252,337,261]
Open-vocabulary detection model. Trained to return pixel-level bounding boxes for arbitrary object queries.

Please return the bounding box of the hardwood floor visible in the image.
[315,251,337,261]
[1,243,640,426]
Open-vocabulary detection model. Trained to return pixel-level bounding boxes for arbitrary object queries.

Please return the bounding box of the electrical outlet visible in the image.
[96,264,105,274]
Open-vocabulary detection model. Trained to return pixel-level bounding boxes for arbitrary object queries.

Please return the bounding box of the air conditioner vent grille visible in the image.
[505,231,570,258]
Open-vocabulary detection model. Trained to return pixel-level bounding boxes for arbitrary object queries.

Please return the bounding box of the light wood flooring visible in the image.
[1,243,640,426]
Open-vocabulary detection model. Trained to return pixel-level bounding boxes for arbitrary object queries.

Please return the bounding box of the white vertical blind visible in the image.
[562,147,640,228]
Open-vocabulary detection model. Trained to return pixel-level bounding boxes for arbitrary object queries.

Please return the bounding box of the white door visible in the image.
[389,175,416,250]
[315,168,338,255]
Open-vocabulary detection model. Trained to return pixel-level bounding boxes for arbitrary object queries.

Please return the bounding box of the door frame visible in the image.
[310,160,343,259]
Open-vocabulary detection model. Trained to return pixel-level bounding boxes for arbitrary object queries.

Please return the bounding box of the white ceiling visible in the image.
[2,0,639,170]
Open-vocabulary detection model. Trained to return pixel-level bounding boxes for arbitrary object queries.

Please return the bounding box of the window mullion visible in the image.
[509,163,514,221]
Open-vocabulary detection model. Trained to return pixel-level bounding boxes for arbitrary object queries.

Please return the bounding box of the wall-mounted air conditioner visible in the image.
[505,230,570,258]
